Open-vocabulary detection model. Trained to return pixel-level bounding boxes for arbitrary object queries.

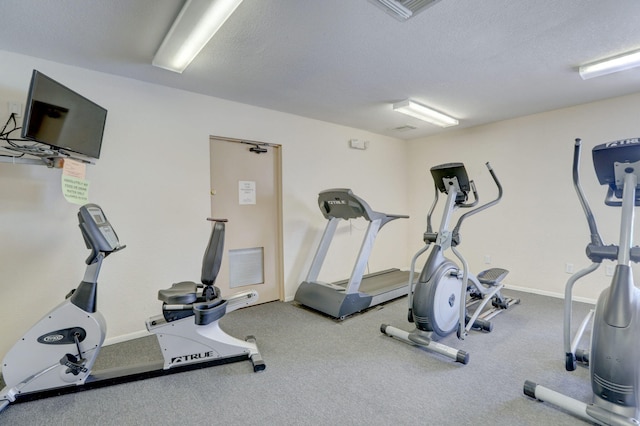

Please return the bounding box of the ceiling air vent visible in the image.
[369,0,442,21]
[393,125,417,132]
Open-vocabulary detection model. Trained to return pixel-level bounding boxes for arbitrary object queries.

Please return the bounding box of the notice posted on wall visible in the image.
[62,158,86,179]
[239,180,256,205]
[61,158,89,205]
[62,176,90,205]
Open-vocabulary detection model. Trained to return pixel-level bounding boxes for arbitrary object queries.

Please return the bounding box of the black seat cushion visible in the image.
[158,281,198,304]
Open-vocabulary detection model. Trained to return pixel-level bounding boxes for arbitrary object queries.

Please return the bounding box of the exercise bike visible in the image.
[381,162,519,364]
[524,138,640,425]
[0,204,264,414]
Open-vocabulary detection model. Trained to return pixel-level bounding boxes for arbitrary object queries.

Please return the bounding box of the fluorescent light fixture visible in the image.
[153,0,243,73]
[392,99,459,127]
[368,0,442,22]
[375,0,413,20]
[579,48,640,80]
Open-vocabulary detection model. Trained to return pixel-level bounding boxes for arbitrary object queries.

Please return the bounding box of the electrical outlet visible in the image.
[484,255,491,264]
[565,263,574,274]
[8,102,22,117]
[605,264,615,277]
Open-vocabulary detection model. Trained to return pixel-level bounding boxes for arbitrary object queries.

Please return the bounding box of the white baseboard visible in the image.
[505,284,597,305]
[104,329,151,347]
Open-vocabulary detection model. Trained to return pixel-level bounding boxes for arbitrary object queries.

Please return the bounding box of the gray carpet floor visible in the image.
[1,289,595,425]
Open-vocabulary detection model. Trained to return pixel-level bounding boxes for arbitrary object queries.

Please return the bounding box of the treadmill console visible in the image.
[317,188,372,221]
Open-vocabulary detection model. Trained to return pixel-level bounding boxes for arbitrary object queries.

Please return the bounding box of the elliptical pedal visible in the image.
[477,268,509,286]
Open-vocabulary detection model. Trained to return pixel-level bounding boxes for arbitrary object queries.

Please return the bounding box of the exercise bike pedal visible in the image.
[60,353,88,375]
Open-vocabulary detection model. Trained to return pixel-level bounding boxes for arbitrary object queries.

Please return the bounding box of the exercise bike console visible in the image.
[78,205,123,258]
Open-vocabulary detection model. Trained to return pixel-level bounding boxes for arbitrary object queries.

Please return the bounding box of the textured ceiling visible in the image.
[1,0,640,139]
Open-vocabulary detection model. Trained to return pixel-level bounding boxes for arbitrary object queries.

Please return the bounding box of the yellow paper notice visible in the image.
[62,158,87,179]
[62,175,90,205]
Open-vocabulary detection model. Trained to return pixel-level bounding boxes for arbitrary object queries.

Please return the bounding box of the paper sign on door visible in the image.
[239,181,256,205]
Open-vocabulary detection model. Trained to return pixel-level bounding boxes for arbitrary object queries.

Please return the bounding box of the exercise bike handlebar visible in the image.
[452,162,502,236]
[573,139,604,247]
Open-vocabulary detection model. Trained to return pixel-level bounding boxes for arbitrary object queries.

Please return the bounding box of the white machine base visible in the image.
[0,291,264,410]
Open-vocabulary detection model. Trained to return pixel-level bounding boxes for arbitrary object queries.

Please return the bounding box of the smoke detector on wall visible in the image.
[369,0,442,21]
[349,139,369,150]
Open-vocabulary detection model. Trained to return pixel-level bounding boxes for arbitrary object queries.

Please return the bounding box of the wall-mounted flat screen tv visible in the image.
[21,70,108,159]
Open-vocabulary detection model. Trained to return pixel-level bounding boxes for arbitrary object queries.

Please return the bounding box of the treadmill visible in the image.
[294,188,411,319]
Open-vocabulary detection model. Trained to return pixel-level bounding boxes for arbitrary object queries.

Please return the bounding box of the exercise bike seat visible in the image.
[477,268,509,286]
[158,218,228,305]
[157,218,230,326]
[158,281,199,304]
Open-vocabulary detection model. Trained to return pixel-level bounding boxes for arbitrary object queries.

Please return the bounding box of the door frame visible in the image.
[210,135,284,302]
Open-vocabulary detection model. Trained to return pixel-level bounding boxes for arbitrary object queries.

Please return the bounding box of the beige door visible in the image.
[209,136,283,303]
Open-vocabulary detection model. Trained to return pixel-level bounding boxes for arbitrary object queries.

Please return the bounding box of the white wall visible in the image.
[6,47,640,358]
[0,50,410,355]
[407,93,640,302]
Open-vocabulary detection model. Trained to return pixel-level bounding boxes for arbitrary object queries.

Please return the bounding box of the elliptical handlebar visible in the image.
[426,178,479,235]
[458,181,479,208]
[469,181,479,207]
[452,162,502,237]
[426,182,439,234]
[573,139,604,247]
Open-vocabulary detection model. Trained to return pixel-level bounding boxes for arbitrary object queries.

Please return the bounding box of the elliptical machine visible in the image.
[524,138,640,425]
[0,204,264,414]
[381,162,519,364]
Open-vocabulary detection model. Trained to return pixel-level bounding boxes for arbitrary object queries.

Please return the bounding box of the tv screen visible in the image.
[21,70,107,159]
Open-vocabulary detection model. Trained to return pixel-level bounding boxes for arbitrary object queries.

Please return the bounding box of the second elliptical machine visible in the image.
[524,138,640,425]
[381,162,519,364]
